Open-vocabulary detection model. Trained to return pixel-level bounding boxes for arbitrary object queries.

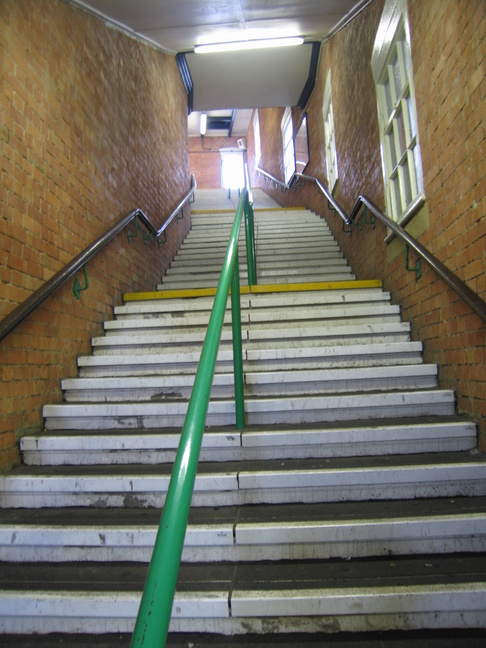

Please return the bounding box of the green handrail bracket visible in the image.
[405,244,422,281]
[176,206,184,221]
[73,265,89,299]
[363,205,375,229]
[130,188,250,648]
[143,230,153,245]
[342,220,352,236]
[157,230,167,247]
[127,216,139,243]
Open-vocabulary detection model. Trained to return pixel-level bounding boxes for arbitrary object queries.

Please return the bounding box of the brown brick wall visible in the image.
[0,0,191,469]
[189,136,243,188]
[248,0,486,448]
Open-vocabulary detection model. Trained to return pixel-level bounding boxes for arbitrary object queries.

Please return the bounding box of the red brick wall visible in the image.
[0,0,191,469]
[249,0,486,448]
[189,136,242,188]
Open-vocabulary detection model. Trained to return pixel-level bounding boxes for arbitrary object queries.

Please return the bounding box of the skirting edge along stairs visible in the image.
[1,194,486,642]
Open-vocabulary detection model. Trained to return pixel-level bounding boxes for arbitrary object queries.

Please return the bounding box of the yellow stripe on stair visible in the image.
[123,280,382,302]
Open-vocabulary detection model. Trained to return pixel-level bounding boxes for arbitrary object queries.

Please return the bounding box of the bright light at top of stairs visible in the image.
[194,37,304,54]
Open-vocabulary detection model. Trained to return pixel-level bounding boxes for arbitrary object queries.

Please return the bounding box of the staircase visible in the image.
[1,193,486,644]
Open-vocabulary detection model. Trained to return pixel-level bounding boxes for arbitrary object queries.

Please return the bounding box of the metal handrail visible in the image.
[0,175,197,343]
[130,187,252,648]
[255,166,486,323]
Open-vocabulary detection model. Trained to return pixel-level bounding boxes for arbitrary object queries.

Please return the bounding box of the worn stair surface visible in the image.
[1,194,485,639]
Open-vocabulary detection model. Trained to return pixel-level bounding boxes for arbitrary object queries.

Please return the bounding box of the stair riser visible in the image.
[62,377,436,402]
[2,516,485,562]
[1,588,485,635]
[43,396,455,430]
[61,366,438,401]
[21,437,477,466]
[2,465,485,508]
[21,421,477,465]
[160,273,356,289]
[168,258,347,272]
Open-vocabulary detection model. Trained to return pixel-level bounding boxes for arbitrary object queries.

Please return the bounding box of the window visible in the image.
[281,107,295,185]
[322,70,338,193]
[253,109,261,168]
[372,0,424,223]
[220,151,245,190]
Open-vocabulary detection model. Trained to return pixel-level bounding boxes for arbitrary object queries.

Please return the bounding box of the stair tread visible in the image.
[4,450,486,477]
[2,630,484,648]
[2,496,486,527]
[2,555,486,592]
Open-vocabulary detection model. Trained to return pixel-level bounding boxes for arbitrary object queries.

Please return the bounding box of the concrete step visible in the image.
[75,350,235,378]
[102,321,410,345]
[1,555,486,634]
[42,388,457,430]
[3,451,485,508]
[158,271,357,290]
[75,339,423,377]
[2,497,486,563]
[20,418,477,465]
[60,364,439,402]
[111,302,400,329]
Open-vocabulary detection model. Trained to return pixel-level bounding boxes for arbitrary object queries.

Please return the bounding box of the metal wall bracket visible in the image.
[176,206,184,221]
[405,244,422,280]
[342,220,352,236]
[73,265,89,299]
[157,230,167,247]
[127,216,139,243]
[143,230,153,245]
[363,205,375,229]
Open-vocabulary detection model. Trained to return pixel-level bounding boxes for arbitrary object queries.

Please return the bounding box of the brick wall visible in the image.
[0,0,191,469]
[189,136,242,188]
[248,0,486,448]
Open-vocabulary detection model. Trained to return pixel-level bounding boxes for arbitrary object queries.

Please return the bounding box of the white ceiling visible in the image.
[66,0,371,135]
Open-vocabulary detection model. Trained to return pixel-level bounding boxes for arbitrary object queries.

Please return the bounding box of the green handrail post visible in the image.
[231,248,245,429]
[244,195,257,286]
[130,188,248,648]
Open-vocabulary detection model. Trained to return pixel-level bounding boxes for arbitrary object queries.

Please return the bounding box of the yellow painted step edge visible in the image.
[123,280,382,302]
[249,280,382,294]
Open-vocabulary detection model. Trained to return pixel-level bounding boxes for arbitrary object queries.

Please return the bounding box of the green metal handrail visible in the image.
[130,186,254,648]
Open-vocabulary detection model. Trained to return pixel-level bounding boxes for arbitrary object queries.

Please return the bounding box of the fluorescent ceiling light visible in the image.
[199,112,207,135]
[194,37,304,54]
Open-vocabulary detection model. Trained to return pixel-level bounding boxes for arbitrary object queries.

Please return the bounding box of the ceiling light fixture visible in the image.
[194,37,304,55]
[199,112,207,136]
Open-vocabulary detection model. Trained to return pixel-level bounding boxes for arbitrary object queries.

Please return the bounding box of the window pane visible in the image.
[407,94,417,139]
[392,54,402,97]
[413,146,422,193]
[401,162,412,205]
[392,175,401,214]
[384,77,393,117]
[395,108,406,159]
[387,128,397,168]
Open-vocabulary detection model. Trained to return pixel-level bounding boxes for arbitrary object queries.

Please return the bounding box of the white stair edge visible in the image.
[1,514,485,563]
[1,584,485,634]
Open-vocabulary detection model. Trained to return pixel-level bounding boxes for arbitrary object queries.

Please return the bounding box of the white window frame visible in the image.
[281,107,295,185]
[372,0,424,225]
[253,109,261,168]
[322,70,339,193]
